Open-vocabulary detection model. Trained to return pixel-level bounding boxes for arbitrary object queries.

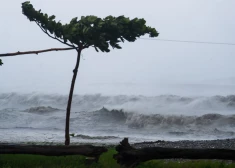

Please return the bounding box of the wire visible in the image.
[140,38,235,46]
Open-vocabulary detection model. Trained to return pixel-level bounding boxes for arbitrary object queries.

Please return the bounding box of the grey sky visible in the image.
[1,0,235,95]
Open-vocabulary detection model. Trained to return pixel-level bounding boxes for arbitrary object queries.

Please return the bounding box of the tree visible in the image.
[2,1,159,145]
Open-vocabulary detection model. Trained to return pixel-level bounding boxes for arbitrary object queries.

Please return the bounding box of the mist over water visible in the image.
[2,81,235,97]
[74,82,235,97]
[1,0,235,144]
[0,91,235,144]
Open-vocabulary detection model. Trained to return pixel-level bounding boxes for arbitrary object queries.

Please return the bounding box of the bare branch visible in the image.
[70,42,79,52]
[0,47,76,57]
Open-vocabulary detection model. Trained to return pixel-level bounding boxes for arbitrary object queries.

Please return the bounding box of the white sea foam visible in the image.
[0,93,234,143]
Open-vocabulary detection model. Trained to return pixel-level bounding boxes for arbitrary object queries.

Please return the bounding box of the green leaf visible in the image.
[44,13,48,19]
[120,36,125,42]
[48,15,55,20]
[87,15,98,23]
[21,2,158,51]
[83,27,89,34]
[69,133,75,137]
[0,59,3,66]
[114,43,121,49]
[70,17,78,24]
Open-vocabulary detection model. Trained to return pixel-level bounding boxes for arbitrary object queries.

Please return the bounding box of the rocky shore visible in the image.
[1,138,235,151]
[133,138,235,150]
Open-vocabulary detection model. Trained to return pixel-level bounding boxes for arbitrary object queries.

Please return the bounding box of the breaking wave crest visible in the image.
[0,93,235,114]
[93,107,235,129]
[0,93,235,142]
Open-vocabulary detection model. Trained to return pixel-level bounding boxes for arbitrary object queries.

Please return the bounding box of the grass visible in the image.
[0,148,235,168]
[138,160,235,168]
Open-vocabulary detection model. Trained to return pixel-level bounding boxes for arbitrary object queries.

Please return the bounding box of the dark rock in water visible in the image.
[23,106,60,113]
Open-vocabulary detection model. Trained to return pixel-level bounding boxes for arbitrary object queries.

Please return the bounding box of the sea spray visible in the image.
[0,93,235,143]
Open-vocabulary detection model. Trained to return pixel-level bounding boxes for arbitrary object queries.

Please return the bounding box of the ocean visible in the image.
[0,92,235,144]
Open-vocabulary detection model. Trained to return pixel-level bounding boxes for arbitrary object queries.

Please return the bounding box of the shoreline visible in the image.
[1,138,235,150]
[133,138,235,150]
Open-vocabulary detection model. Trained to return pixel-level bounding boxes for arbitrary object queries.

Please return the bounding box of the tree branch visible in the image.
[35,21,76,48]
[0,47,76,57]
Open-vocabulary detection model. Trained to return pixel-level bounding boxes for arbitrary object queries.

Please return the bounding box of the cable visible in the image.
[139,38,235,46]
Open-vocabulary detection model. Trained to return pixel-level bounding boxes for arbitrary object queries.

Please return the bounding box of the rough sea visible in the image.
[0,92,235,144]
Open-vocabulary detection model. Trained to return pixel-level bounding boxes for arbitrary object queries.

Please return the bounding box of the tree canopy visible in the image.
[22,1,159,52]
[1,1,159,145]
[0,2,159,66]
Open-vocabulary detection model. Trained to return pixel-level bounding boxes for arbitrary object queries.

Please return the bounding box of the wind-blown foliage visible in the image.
[20,1,159,145]
[22,1,158,51]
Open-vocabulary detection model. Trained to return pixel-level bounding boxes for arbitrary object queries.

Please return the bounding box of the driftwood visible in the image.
[0,144,107,161]
[114,138,235,167]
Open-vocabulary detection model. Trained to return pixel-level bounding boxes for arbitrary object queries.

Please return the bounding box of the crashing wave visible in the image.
[92,108,235,129]
[91,107,126,121]
[1,93,235,141]
[1,93,235,112]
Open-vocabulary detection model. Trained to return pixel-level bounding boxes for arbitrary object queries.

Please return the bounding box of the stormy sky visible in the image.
[1,0,235,95]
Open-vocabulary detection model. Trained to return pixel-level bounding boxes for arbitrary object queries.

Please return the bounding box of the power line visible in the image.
[140,38,235,46]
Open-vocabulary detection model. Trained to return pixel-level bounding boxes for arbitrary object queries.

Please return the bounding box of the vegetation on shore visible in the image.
[0,148,234,168]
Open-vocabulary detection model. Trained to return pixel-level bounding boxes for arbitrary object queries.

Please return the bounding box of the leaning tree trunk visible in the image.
[65,48,82,146]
